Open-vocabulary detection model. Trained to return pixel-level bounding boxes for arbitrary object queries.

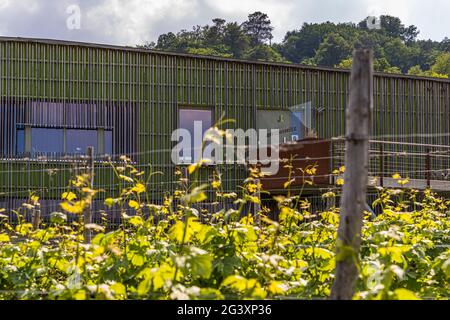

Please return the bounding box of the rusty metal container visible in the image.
[259,138,331,192]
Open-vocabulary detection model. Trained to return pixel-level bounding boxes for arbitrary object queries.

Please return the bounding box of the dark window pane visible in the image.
[66,129,98,154]
[16,129,24,154]
[105,130,113,155]
[31,128,64,154]
[179,109,212,163]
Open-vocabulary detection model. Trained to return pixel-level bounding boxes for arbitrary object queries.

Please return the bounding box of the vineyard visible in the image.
[0,157,448,300]
[1,1,450,306]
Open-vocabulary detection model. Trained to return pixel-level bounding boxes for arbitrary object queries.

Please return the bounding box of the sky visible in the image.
[0,0,448,46]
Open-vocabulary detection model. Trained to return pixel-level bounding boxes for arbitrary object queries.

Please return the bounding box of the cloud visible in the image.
[82,0,220,45]
[0,0,448,47]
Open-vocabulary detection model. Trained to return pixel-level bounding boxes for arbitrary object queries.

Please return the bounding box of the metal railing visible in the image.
[1,137,450,226]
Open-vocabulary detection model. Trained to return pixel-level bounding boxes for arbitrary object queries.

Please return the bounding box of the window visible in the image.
[16,127,113,156]
[257,110,291,145]
[104,130,113,155]
[289,102,313,140]
[31,128,64,154]
[290,111,305,140]
[177,108,212,163]
[257,102,314,145]
[66,129,98,154]
[1,101,132,158]
[16,128,25,154]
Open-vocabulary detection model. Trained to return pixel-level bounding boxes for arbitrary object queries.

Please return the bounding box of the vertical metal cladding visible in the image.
[0,37,449,221]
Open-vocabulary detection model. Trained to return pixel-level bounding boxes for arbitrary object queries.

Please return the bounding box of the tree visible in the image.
[373,57,391,72]
[279,22,342,63]
[402,25,420,43]
[223,22,250,58]
[243,44,285,62]
[186,47,232,58]
[314,33,353,66]
[407,65,423,75]
[138,13,448,76]
[380,15,405,38]
[137,41,156,50]
[337,57,403,74]
[407,65,448,78]
[155,32,178,51]
[300,57,317,66]
[412,40,442,70]
[431,52,450,76]
[335,58,353,69]
[441,37,450,52]
[383,66,402,74]
[380,15,419,42]
[203,18,226,46]
[383,38,421,72]
[241,11,274,46]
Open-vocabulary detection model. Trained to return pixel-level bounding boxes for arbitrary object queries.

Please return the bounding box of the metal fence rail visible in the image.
[0,137,449,226]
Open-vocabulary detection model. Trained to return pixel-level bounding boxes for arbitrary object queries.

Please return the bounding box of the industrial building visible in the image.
[1,37,449,223]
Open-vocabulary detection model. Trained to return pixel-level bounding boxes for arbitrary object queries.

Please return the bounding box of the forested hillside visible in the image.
[138,12,450,78]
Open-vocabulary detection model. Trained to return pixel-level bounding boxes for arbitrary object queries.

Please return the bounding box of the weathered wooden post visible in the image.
[83,146,94,244]
[330,49,373,300]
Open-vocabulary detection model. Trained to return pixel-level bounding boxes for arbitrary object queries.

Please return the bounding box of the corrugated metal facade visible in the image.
[0,37,449,220]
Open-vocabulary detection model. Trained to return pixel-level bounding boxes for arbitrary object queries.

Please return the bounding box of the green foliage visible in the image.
[408,65,449,79]
[241,11,274,46]
[0,157,448,300]
[279,22,344,64]
[383,66,402,74]
[378,15,419,43]
[315,33,353,66]
[336,56,404,74]
[139,12,450,79]
[222,22,250,58]
[431,52,450,77]
[186,47,232,58]
[335,58,353,69]
[242,44,285,62]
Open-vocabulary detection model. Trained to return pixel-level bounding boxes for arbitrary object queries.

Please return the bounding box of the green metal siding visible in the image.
[0,38,449,217]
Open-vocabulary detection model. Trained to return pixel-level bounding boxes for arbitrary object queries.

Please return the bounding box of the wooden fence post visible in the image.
[83,146,94,244]
[330,49,373,300]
